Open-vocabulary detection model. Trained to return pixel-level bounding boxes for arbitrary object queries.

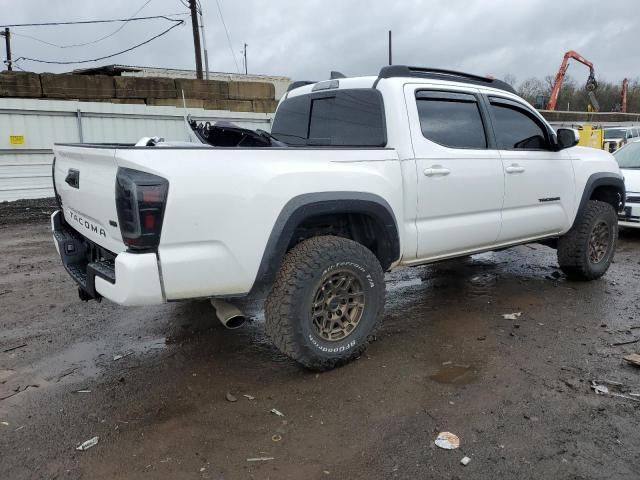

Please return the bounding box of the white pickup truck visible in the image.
[51,66,625,370]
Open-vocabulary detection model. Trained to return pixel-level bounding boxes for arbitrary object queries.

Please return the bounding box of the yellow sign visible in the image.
[10,135,25,146]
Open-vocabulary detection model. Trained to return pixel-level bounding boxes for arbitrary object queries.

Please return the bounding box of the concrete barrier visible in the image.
[202,99,253,112]
[252,99,279,113]
[174,79,229,100]
[229,81,275,100]
[0,72,42,98]
[41,74,115,99]
[1,73,280,113]
[115,77,176,99]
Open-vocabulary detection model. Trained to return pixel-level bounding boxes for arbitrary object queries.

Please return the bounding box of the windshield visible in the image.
[604,128,627,139]
[614,141,640,168]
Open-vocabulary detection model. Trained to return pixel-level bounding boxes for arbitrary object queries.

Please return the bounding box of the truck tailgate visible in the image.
[53,144,126,254]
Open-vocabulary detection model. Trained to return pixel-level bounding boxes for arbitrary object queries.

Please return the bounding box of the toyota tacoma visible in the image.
[51,66,625,370]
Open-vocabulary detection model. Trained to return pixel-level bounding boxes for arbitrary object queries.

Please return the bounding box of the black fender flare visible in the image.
[250,192,400,294]
[571,173,625,229]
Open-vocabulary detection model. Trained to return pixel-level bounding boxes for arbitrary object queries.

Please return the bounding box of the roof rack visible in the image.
[377,65,516,94]
[287,80,317,92]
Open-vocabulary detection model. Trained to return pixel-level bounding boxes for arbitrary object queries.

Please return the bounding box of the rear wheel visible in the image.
[558,200,618,280]
[264,236,385,371]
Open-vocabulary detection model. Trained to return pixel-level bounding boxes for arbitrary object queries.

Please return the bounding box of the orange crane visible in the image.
[620,78,629,113]
[547,50,598,111]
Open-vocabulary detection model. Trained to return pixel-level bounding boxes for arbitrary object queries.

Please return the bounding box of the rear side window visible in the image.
[415,91,487,149]
[489,98,550,150]
[271,89,386,147]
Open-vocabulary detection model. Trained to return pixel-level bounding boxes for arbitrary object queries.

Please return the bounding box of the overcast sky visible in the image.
[1,0,637,85]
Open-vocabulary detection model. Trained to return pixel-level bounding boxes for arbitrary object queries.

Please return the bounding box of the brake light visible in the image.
[115,168,169,252]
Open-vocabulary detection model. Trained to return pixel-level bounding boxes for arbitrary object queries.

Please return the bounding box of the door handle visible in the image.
[424,166,451,177]
[505,164,525,174]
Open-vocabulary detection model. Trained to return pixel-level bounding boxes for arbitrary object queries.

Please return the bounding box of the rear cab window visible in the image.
[415,91,487,149]
[271,89,387,147]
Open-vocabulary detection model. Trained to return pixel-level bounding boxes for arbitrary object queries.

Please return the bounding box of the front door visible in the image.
[485,96,576,243]
[405,85,505,260]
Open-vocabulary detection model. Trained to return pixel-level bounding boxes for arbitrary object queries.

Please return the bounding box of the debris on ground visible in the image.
[270,408,285,417]
[243,394,255,400]
[612,337,640,346]
[225,392,238,402]
[461,456,471,466]
[247,457,274,462]
[1,421,9,426]
[591,381,640,403]
[3,343,27,353]
[591,382,609,395]
[623,353,640,367]
[435,432,460,450]
[271,434,282,442]
[502,312,522,320]
[113,352,133,361]
[76,436,99,451]
[74,389,91,394]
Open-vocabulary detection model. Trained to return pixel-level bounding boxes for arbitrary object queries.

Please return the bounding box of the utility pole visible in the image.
[189,0,203,79]
[243,43,248,75]
[1,28,12,71]
[197,2,210,80]
[388,30,392,66]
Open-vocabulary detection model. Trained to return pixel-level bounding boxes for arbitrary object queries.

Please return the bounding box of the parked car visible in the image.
[51,65,625,370]
[604,127,634,153]
[614,140,640,228]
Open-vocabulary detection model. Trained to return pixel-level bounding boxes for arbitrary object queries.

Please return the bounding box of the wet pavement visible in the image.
[2,219,640,479]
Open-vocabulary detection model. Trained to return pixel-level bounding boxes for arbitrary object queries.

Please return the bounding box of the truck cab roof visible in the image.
[285,65,517,100]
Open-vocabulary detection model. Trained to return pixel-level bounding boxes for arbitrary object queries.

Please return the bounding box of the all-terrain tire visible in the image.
[264,235,385,371]
[557,200,618,280]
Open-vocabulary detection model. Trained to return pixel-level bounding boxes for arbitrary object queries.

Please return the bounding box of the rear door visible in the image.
[53,144,125,253]
[405,85,505,259]
[484,96,576,242]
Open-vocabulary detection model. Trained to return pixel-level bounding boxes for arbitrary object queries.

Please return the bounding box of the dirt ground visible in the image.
[1,203,640,480]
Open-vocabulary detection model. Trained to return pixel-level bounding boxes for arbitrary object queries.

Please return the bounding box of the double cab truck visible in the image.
[51,66,625,370]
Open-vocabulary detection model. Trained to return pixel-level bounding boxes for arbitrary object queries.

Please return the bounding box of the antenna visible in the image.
[181,89,199,143]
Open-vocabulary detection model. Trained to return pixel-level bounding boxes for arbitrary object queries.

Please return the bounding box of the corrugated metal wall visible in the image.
[0,98,273,202]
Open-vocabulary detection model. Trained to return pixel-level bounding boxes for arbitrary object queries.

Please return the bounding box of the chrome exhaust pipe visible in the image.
[210,299,246,329]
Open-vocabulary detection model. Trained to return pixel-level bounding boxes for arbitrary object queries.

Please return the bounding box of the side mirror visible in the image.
[556,128,580,150]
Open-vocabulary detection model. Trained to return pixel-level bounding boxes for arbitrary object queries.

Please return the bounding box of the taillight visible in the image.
[115,167,169,252]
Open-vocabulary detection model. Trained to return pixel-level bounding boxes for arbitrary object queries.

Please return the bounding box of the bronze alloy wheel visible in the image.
[311,269,365,342]
[588,220,610,264]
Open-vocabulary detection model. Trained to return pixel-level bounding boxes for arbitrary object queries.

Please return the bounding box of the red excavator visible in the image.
[620,78,629,113]
[547,50,598,111]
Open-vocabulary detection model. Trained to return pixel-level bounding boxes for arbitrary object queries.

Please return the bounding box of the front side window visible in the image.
[489,99,550,150]
[415,91,487,149]
[271,89,386,147]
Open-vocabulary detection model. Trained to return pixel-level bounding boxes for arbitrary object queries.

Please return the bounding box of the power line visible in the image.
[1,14,187,28]
[214,0,240,73]
[11,14,188,49]
[47,0,156,49]
[14,19,184,65]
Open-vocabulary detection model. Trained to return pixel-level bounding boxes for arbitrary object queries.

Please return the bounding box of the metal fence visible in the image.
[0,98,274,202]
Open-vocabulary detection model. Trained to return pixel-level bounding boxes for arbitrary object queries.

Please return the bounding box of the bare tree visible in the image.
[517,77,545,104]
[503,74,517,88]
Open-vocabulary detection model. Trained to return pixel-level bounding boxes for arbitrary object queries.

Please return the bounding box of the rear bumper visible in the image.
[51,210,165,306]
[618,202,640,229]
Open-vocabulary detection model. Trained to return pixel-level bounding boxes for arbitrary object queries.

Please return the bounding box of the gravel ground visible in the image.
[1,213,640,479]
[0,198,57,226]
